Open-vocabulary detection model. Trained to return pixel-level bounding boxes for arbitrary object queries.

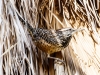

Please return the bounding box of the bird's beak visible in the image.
[72,28,84,35]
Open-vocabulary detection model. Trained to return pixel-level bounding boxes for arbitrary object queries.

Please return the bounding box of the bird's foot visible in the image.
[47,56,65,65]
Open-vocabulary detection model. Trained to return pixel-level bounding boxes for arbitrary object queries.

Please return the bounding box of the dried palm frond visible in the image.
[0,0,100,75]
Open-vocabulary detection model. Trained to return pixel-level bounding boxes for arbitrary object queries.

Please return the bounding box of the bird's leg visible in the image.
[47,54,65,65]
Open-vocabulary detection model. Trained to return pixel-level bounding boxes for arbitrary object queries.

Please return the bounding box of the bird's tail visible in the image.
[16,12,34,32]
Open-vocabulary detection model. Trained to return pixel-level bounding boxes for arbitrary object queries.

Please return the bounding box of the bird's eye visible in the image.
[67,34,70,36]
[69,29,71,30]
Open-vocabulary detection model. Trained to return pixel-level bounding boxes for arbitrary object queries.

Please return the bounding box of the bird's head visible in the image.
[59,28,84,37]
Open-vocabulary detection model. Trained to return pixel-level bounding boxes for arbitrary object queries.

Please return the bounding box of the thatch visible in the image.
[0,0,100,75]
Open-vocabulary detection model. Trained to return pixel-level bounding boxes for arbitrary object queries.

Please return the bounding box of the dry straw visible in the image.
[0,0,100,75]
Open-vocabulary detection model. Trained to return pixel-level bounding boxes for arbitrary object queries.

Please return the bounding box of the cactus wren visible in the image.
[17,13,84,55]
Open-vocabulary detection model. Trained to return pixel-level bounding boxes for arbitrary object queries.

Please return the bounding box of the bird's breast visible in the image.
[61,36,72,48]
[34,39,64,54]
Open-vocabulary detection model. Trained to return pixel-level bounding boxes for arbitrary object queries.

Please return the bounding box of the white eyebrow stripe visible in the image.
[59,28,72,31]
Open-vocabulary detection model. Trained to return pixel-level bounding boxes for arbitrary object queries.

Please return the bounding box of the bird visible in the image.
[16,12,84,62]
